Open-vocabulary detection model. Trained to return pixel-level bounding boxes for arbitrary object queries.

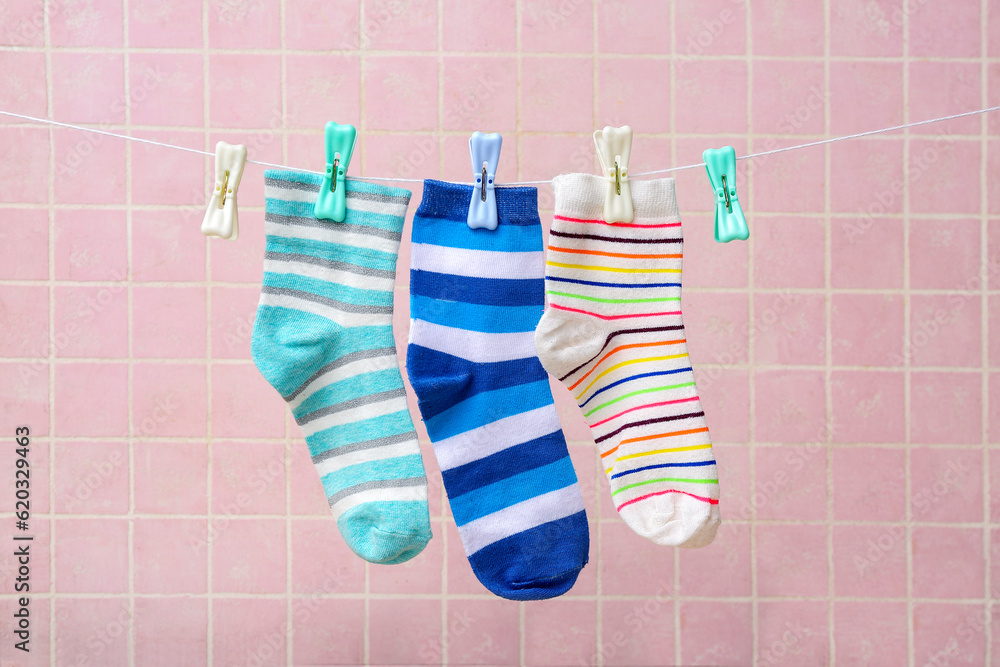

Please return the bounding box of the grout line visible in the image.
[981,0,993,662]
[745,1,757,663]
[902,5,914,664]
[201,1,213,665]
[43,3,56,664]
[823,0,835,661]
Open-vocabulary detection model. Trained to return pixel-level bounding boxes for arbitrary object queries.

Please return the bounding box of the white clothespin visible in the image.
[202,141,248,241]
[593,125,633,224]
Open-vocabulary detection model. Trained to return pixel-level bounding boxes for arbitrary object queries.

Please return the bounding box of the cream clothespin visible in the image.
[202,141,248,241]
[593,125,633,224]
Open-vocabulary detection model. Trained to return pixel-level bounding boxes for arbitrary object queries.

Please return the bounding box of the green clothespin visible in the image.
[703,146,749,243]
[314,121,358,223]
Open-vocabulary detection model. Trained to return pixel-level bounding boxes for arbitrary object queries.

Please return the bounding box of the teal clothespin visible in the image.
[314,121,358,223]
[703,146,749,243]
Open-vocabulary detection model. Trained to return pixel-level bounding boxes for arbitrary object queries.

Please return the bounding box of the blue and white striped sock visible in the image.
[252,169,432,565]
[406,180,589,601]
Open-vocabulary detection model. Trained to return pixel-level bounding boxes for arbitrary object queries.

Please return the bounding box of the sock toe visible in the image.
[617,494,719,548]
[338,501,432,564]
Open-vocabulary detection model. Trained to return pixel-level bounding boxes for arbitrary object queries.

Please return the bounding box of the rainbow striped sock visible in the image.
[406,180,590,600]
[535,173,720,548]
[252,170,432,564]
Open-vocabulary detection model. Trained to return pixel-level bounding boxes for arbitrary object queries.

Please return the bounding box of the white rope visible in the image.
[2,105,998,186]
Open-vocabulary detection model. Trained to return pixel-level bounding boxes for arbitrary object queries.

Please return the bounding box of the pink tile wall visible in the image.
[0,0,996,665]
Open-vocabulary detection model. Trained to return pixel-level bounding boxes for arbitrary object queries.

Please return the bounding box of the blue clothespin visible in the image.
[468,132,502,230]
[314,121,357,223]
[703,146,748,243]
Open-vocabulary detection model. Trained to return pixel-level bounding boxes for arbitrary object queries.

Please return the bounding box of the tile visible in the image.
[0,52,47,119]
[912,527,985,599]
[524,599,597,666]
[212,441,285,515]
[292,598,364,666]
[908,139,981,215]
[696,368,749,444]
[829,61,903,135]
[442,0,515,51]
[0,209,47,279]
[284,0,361,50]
[674,59,748,135]
[0,127,49,203]
[753,445,827,521]
[752,59,826,135]
[832,447,906,522]
[54,363,127,437]
[600,521,673,596]
[289,439,334,515]
[909,0,982,57]
[0,434,49,514]
[679,601,752,665]
[597,58,670,133]
[131,130,205,206]
[753,293,826,366]
[50,52,124,123]
[211,364,286,438]
[130,0,203,48]
[831,217,904,289]
[213,599,288,667]
[832,524,907,598]
[132,363,207,438]
[209,54,282,128]
[910,371,982,445]
[521,57,593,133]
[442,56,517,132]
[754,371,827,444]
[521,0,592,53]
[285,54,361,130]
[290,518,365,594]
[909,61,982,135]
[208,0,280,48]
[53,286,127,358]
[0,362,50,436]
[369,519,443,594]
[362,0,436,50]
[54,518,128,593]
[54,598,129,666]
[829,138,905,214]
[52,441,128,514]
[910,447,982,523]
[369,598,443,665]
[446,598,520,665]
[133,518,208,594]
[601,598,674,666]
[0,285,49,358]
[757,601,829,666]
[751,0,823,56]
[132,210,207,282]
[133,442,208,514]
[752,217,825,288]
[212,518,286,593]
[910,219,983,290]
[831,294,904,367]
[1,0,47,47]
[210,211,266,282]
[914,603,987,667]
[52,128,126,205]
[683,291,750,365]
[210,286,258,360]
[830,0,903,56]
[674,0,747,57]
[834,601,908,665]
[364,56,439,131]
[756,523,828,597]
[54,208,128,281]
[0,518,50,592]
[132,287,207,358]
[830,370,905,443]
[682,212,749,288]
[134,598,208,667]
[128,52,204,127]
[678,521,751,597]
[750,139,825,214]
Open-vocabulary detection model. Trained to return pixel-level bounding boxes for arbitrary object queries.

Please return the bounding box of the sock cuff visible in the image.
[417,179,541,226]
[552,173,680,223]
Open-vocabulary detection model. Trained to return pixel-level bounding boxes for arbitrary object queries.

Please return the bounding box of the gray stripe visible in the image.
[263,253,396,279]
[265,211,402,240]
[327,476,426,507]
[284,347,396,402]
[264,177,410,205]
[296,387,407,426]
[262,286,393,317]
[312,430,416,465]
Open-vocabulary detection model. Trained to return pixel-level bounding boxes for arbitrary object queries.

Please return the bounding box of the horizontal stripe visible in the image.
[578,368,694,409]
[312,430,417,465]
[264,257,395,293]
[567,340,686,391]
[457,484,586,556]
[441,430,569,499]
[548,245,682,260]
[554,214,681,229]
[619,428,711,449]
[327,472,426,507]
[297,387,408,426]
[423,379,555,441]
[306,409,414,456]
[616,488,719,512]
[594,411,706,444]
[410,295,542,334]
[583,382,696,417]
[611,476,719,497]
[551,303,682,321]
[591,396,700,427]
[263,272,393,308]
[406,346,548,421]
[433,404,561,471]
[330,484,428,519]
[575,353,690,399]
[412,270,543,307]
[300,395,409,437]
[264,173,411,204]
[559,324,685,380]
[264,249,397,280]
[449,456,577,526]
[602,438,712,462]
[262,285,391,316]
[315,440,420,478]
[264,211,403,241]
[549,229,682,244]
[265,197,409,232]
[547,290,681,304]
[285,347,396,403]
[258,293,389,329]
[547,261,681,274]
[546,276,682,289]
[292,368,403,422]
[609,459,717,481]
[412,243,543,280]
[408,320,537,364]
[413,214,542,252]
[265,238,397,277]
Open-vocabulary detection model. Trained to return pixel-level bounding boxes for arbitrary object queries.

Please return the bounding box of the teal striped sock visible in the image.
[252,169,431,565]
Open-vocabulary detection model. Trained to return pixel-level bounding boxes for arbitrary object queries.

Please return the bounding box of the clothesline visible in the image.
[1,106,998,186]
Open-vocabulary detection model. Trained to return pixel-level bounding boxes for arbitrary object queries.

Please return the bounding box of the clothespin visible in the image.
[314,121,358,223]
[201,141,247,241]
[593,125,633,224]
[468,132,502,230]
[703,146,749,243]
